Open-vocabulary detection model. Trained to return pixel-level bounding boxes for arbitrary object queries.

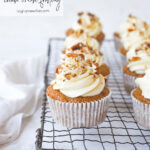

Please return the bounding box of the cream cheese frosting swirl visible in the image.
[72,12,102,38]
[135,69,150,99]
[118,15,149,50]
[52,44,105,98]
[127,40,150,74]
[65,29,100,50]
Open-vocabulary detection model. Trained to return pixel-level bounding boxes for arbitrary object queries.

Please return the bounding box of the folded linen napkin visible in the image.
[0,55,46,144]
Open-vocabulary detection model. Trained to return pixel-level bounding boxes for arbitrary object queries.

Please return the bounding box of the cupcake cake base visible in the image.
[47,86,111,128]
[123,65,144,93]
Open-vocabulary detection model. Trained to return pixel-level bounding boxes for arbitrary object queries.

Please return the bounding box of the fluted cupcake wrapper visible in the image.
[47,91,111,128]
[131,90,150,129]
[114,36,122,52]
[123,73,137,94]
[120,53,127,66]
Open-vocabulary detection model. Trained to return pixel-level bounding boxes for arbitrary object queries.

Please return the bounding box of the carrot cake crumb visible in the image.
[133,88,150,104]
[123,65,144,77]
[47,85,109,103]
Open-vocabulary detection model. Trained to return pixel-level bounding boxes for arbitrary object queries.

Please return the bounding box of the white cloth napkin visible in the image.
[0,55,46,145]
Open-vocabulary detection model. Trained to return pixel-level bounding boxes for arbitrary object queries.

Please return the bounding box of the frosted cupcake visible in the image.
[114,15,149,64]
[131,69,150,129]
[66,12,104,42]
[65,29,100,51]
[118,15,149,51]
[123,40,150,93]
[46,45,111,127]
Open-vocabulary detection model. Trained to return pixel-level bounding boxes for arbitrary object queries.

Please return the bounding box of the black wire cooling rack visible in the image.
[35,38,150,150]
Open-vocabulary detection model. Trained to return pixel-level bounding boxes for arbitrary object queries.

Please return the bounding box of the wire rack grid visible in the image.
[35,38,150,150]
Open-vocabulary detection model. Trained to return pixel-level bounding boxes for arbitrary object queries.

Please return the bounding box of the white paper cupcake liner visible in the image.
[123,73,136,93]
[47,91,111,128]
[131,89,150,129]
[120,53,127,66]
[113,35,122,52]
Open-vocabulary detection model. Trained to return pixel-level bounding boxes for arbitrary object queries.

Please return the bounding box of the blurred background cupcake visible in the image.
[114,15,149,65]
[123,37,150,93]
[66,12,105,43]
[131,69,150,129]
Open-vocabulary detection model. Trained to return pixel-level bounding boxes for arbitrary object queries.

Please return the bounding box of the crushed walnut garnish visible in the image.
[64,73,72,80]
[129,57,141,62]
[55,42,103,82]
[78,12,83,16]
[66,28,74,36]
[71,42,83,50]
[78,19,82,25]
[128,28,135,32]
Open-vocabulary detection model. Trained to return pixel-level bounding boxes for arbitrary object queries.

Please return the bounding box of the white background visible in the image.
[0,0,150,61]
[0,0,150,150]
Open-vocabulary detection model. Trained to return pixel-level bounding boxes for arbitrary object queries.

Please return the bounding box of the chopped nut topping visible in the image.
[128,28,135,32]
[81,67,87,75]
[62,49,66,54]
[73,29,84,37]
[86,59,92,67]
[64,73,72,80]
[79,54,85,59]
[73,74,77,77]
[66,53,78,58]
[94,63,99,67]
[66,28,74,36]
[129,57,141,62]
[78,19,82,25]
[132,23,136,27]
[145,42,150,48]
[135,48,141,53]
[114,32,120,38]
[99,51,103,56]
[71,43,83,50]
[56,65,62,74]
[78,12,83,16]
[140,31,144,36]
[94,74,99,78]
[87,12,95,18]
[81,48,88,54]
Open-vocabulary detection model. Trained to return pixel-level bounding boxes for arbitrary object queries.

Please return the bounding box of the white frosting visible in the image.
[135,69,150,99]
[121,31,144,50]
[54,73,105,97]
[65,31,100,50]
[127,40,150,74]
[72,12,102,37]
[52,45,105,98]
[118,15,149,50]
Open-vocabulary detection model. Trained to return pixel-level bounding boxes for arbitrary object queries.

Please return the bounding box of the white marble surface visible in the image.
[0,0,150,149]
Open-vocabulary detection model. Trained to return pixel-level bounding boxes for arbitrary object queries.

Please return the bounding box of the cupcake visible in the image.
[114,15,149,64]
[66,12,105,43]
[65,29,100,51]
[131,69,150,129]
[123,40,150,93]
[46,44,111,128]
